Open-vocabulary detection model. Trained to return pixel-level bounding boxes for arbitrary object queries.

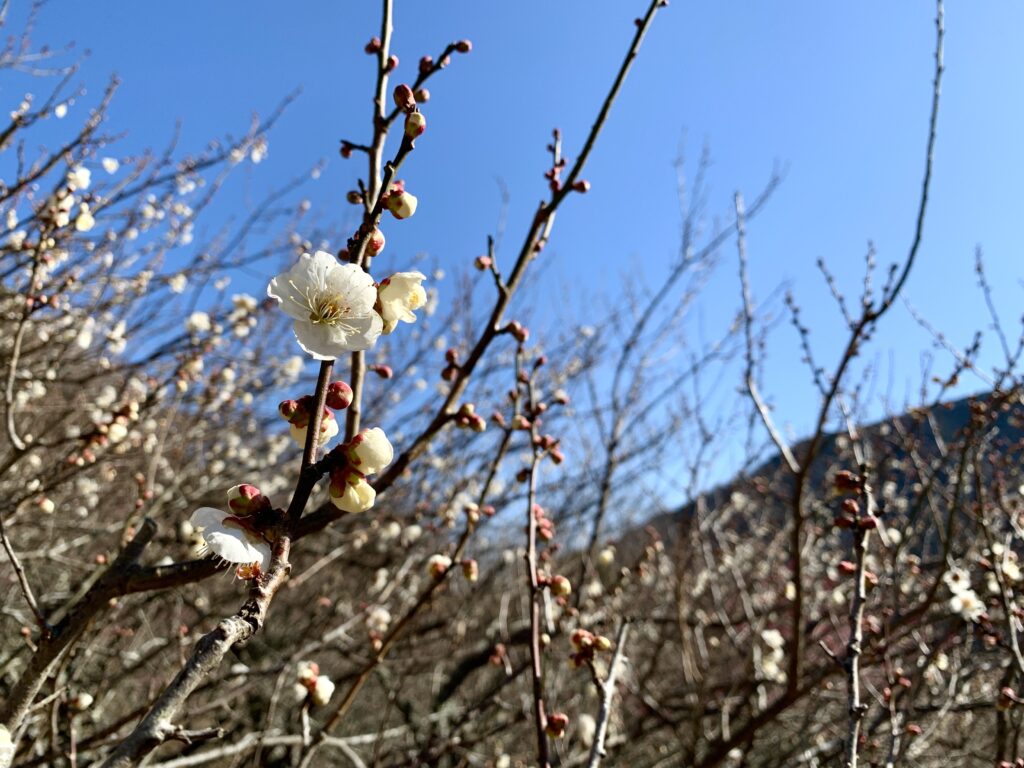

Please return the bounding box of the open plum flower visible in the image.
[189,484,274,568]
[377,271,427,334]
[267,250,383,360]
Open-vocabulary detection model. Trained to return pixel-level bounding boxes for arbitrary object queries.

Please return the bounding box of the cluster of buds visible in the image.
[505,320,529,344]
[382,179,418,221]
[534,433,564,465]
[569,628,613,669]
[294,661,335,707]
[454,403,486,432]
[831,471,877,531]
[278,394,340,448]
[545,712,570,738]
[68,401,142,465]
[327,427,394,513]
[533,504,555,541]
[441,347,461,381]
[544,157,568,194]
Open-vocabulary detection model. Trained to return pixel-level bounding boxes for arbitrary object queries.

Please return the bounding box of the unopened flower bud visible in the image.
[326,381,353,410]
[462,559,479,582]
[297,660,319,684]
[367,227,386,256]
[329,468,376,513]
[345,427,394,475]
[227,484,269,516]
[340,141,354,158]
[279,399,302,423]
[365,37,382,54]
[393,83,416,113]
[385,54,399,72]
[67,692,94,712]
[507,321,529,343]
[572,180,591,193]
[550,574,572,597]
[369,364,393,379]
[419,55,434,74]
[474,255,492,270]
[346,190,364,205]
[545,712,569,738]
[385,190,418,220]
[311,675,335,706]
[455,40,473,53]
[414,87,430,103]
[404,111,426,139]
[512,415,531,431]
[834,470,861,493]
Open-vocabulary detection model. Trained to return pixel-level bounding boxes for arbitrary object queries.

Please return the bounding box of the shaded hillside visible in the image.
[627,390,1024,555]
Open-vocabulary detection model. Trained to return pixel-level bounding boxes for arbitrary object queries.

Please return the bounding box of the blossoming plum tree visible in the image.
[5,1,1024,768]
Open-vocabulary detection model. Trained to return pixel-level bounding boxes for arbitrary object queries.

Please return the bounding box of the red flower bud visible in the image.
[393,83,416,113]
[572,180,591,193]
[366,227,385,256]
[455,40,472,53]
[326,381,353,410]
[545,712,569,738]
[365,37,382,54]
[419,56,433,74]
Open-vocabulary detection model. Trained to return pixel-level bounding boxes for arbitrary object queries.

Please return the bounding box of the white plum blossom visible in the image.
[366,605,391,634]
[185,311,211,335]
[950,590,985,622]
[282,355,305,380]
[943,566,971,595]
[67,166,91,191]
[74,204,95,232]
[189,507,271,568]
[267,250,383,359]
[102,157,120,174]
[168,273,188,294]
[377,271,427,334]
[427,554,452,577]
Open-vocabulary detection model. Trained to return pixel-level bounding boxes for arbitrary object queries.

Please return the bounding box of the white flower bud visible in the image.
[345,427,393,475]
[311,675,335,706]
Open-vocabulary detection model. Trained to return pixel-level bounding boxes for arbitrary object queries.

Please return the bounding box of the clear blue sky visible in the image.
[17,1,1024,445]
